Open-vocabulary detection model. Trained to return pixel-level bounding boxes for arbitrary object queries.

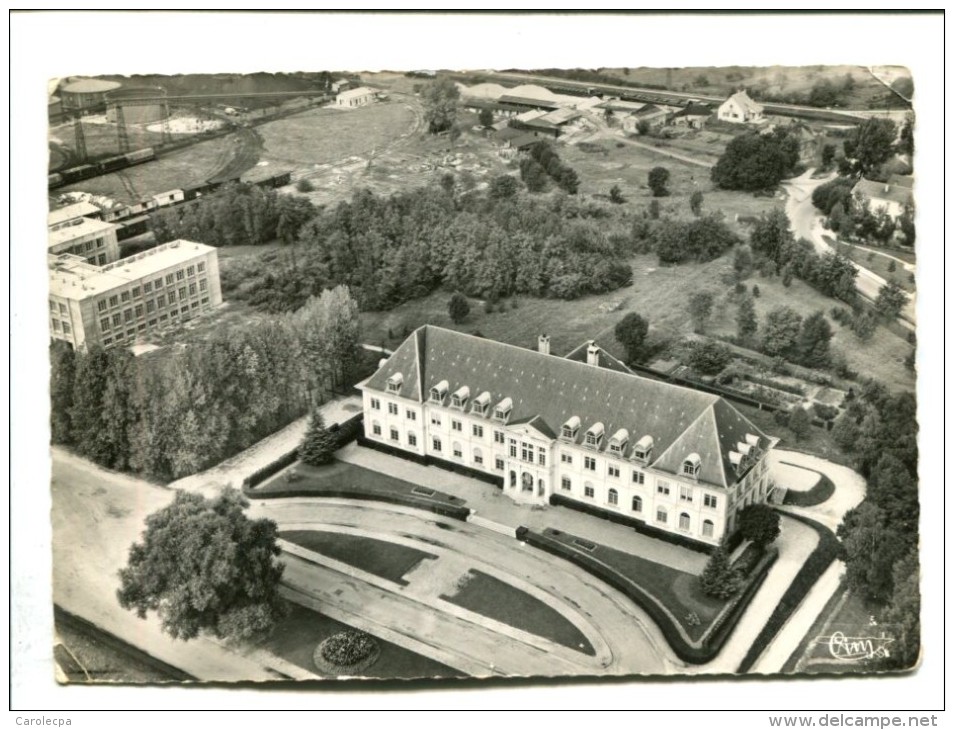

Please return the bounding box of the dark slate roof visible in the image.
[364,326,769,488]
[494,127,524,142]
[674,102,713,118]
[563,340,634,375]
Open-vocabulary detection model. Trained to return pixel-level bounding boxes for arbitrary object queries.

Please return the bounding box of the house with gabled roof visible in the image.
[359,326,777,547]
[717,90,765,125]
[853,176,914,220]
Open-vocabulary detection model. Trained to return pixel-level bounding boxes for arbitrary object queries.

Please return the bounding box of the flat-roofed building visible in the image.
[48,240,222,351]
[335,87,377,108]
[48,214,120,266]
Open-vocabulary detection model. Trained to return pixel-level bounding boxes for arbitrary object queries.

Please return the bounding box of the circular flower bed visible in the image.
[313,630,380,676]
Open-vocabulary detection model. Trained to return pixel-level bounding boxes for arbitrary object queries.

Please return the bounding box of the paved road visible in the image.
[782,170,915,326]
[250,498,680,677]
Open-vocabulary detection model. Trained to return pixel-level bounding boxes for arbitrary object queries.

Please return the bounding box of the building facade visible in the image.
[359,327,776,547]
[852,176,914,220]
[48,240,222,351]
[336,87,376,108]
[717,90,765,125]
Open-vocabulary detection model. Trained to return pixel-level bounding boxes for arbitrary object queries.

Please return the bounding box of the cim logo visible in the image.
[816,630,895,663]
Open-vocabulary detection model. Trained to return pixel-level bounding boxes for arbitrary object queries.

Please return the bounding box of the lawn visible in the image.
[49,117,169,167]
[829,237,916,293]
[780,462,836,507]
[281,530,436,585]
[441,569,595,655]
[259,602,463,680]
[542,528,724,641]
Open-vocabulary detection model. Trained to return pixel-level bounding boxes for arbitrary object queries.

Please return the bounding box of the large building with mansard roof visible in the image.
[359,325,777,546]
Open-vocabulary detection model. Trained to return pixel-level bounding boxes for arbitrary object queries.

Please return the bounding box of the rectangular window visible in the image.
[121,291,131,302]
[134,304,144,318]
[584,456,596,471]
[371,398,380,410]
[561,476,571,491]
[96,238,104,249]
[372,423,382,436]
[509,439,517,458]
[58,303,67,315]
[561,453,572,464]
[495,457,505,471]
[123,309,134,323]
[472,424,484,438]
[52,319,61,332]
[98,300,108,313]
[197,262,206,273]
[474,452,483,465]
[101,318,110,332]
[144,282,153,294]
[170,309,178,318]
[199,279,208,291]
[179,287,187,300]
[430,414,441,426]
[156,295,165,309]
[494,430,505,444]
[656,509,667,524]
[584,485,595,498]
[608,465,620,478]
[49,300,57,312]
[181,306,189,315]
[632,496,643,512]
[538,452,546,467]
[680,485,693,502]
[146,301,155,313]
[188,283,197,296]
[452,420,462,432]
[432,437,442,452]
[132,286,141,298]
[166,274,174,285]
[187,265,196,277]
[406,409,416,420]
[408,433,417,447]
[84,240,94,252]
[109,295,119,307]
[103,337,112,346]
[201,297,209,305]
[390,427,399,441]
[704,494,718,509]
[385,402,397,415]
[115,331,124,340]
[632,471,645,485]
[156,315,166,324]
[168,290,176,303]
[154,277,163,289]
[521,442,533,462]
[61,322,71,334]
[657,483,670,496]
[112,313,122,326]
[176,270,185,281]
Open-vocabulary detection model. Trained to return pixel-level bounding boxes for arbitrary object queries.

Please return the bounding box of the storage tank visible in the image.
[106,86,169,125]
[60,78,122,112]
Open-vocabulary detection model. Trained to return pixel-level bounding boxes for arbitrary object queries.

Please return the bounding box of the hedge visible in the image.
[548,493,714,554]
[736,511,842,673]
[515,527,776,665]
[358,435,504,489]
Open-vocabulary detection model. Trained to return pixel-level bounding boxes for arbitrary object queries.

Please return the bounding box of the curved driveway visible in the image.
[249,498,682,678]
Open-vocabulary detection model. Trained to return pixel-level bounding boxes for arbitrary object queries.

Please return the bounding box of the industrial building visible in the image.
[360,326,776,547]
[59,78,122,112]
[48,240,222,351]
[335,87,377,108]
[48,204,120,266]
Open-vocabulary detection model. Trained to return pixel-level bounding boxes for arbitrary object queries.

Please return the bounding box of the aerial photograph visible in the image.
[13,10,942,722]
[44,60,920,684]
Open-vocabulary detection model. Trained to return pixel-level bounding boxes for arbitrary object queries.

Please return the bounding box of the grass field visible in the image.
[281,530,436,585]
[49,118,169,167]
[830,238,917,293]
[260,602,463,679]
[442,569,595,655]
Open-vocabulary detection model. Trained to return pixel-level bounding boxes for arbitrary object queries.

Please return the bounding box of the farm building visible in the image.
[336,87,377,108]
[59,78,122,112]
[48,240,223,352]
[717,90,765,125]
[853,176,914,220]
[360,327,777,548]
[621,103,670,134]
[670,102,713,129]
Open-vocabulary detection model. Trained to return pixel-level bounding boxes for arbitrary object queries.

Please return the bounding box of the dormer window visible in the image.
[608,428,629,456]
[471,391,491,416]
[492,397,512,422]
[429,380,449,404]
[682,453,701,478]
[561,416,581,441]
[450,386,470,410]
[632,435,654,463]
[386,373,403,394]
[584,422,605,449]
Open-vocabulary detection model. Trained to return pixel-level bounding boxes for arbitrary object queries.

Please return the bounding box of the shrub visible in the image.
[296,179,315,193]
[483,301,494,314]
[320,630,378,666]
[812,403,839,421]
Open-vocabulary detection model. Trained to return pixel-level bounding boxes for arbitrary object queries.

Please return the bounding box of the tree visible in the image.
[736,296,758,342]
[711,128,800,191]
[875,279,907,320]
[821,143,836,169]
[738,504,781,547]
[648,199,661,220]
[733,244,754,280]
[687,341,731,375]
[789,406,812,441]
[478,107,494,128]
[689,190,704,217]
[614,312,650,363]
[850,309,877,342]
[275,195,317,245]
[796,311,834,368]
[636,119,650,136]
[50,341,77,444]
[654,215,740,265]
[609,184,625,204]
[880,551,920,669]
[688,291,714,334]
[488,174,518,200]
[700,545,742,599]
[828,201,848,233]
[421,77,461,134]
[117,489,286,643]
[299,412,337,466]
[750,208,794,264]
[761,306,803,358]
[843,118,898,177]
[448,292,470,324]
[556,166,580,195]
[648,166,670,197]
[519,158,548,193]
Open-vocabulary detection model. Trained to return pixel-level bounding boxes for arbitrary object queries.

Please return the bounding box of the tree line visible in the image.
[50,286,360,482]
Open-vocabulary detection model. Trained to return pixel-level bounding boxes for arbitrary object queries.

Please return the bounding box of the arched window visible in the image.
[632,496,643,512]
[372,421,382,436]
[679,513,690,531]
[656,507,667,524]
[510,470,517,488]
[453,441,463,459]
[537,479,545,496]
[522,472,534,492]
[608,488,619,506]
[702,519,714,538]
[473,446,483,465]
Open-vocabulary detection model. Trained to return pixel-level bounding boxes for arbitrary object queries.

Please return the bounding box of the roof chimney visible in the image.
[586,342,600,367]
[538,334,550,356]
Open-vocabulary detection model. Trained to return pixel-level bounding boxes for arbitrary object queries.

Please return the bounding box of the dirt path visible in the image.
[616,136,715,169]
